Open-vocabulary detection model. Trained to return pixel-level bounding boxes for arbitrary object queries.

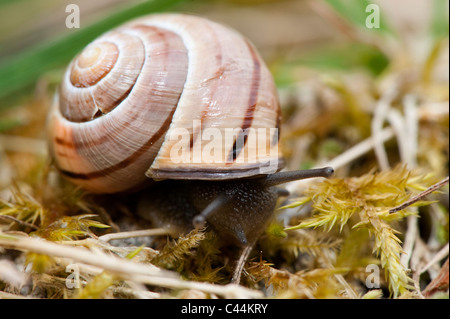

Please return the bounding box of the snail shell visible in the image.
[48,14,282,193]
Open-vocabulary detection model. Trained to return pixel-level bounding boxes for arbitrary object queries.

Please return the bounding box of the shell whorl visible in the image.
[48,14,282,193]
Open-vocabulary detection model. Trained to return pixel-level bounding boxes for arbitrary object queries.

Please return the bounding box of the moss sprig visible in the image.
[32,214,110,241]
[0,187,45,229]
[286,165,438,297]
[74,271,117,299]
[151,227,207,271]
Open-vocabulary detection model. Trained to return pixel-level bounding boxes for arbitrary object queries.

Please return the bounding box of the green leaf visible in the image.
[274,42,390,88]
[0,118,22,132]
[301,42,389,75]
[430,0,449,40]
[324,0,394,35]
[0,0,27,7]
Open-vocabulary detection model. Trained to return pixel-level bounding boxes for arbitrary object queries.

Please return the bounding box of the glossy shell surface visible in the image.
[48,14,281,193]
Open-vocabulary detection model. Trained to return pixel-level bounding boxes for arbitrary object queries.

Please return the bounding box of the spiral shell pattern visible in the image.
[48,14,281,193]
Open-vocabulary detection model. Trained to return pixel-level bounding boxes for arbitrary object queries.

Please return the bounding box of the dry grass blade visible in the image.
[99,228,172,243]
[422,258,449,298]
[0,214,38,230]
[0,233,263,298]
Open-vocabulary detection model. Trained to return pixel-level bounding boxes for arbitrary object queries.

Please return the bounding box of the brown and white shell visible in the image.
[47,14,282,193]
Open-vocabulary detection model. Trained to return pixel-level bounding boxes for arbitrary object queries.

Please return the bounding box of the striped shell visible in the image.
[48,14,282,193]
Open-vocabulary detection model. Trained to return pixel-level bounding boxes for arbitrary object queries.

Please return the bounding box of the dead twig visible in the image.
[0,214,39,230]
[390,177,449,213]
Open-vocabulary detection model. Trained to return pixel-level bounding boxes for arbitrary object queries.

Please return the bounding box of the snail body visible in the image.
[139,178,283,247]
[139,168,332,247]
[47,14,333,283]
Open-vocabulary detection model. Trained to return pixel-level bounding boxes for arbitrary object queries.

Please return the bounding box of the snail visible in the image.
[47,13,333,283]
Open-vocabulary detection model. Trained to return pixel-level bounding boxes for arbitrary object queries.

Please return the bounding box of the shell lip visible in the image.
[146,158,285,181]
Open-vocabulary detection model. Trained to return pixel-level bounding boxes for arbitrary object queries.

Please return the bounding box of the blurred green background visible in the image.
[0,0,448,145]
[1,0,447,109]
